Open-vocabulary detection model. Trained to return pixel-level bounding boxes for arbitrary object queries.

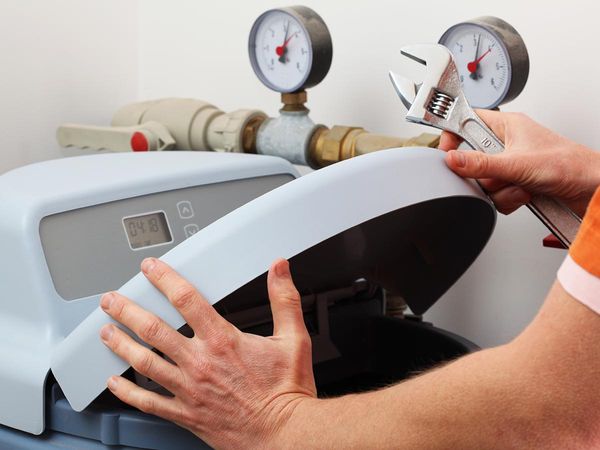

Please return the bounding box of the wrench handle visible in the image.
[526,195,581,247]
[460,115,505,155]
[459,111,581,248]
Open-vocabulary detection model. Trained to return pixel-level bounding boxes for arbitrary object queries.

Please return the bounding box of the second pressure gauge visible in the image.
[249,6,333,93]
[439,17,529,109]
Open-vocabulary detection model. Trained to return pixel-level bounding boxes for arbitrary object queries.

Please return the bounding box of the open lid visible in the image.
[51,147,495,412]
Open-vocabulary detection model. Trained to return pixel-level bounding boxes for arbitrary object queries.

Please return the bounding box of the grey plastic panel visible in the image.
[40,174,293,301]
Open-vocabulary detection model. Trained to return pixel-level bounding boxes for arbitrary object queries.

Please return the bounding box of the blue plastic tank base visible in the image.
[0,381,207,450]
[0,425,142,450]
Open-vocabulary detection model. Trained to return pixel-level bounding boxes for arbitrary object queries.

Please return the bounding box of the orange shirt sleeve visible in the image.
[570,187,600,277]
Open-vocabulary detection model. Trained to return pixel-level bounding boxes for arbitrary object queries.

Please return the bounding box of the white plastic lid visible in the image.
[51,147,495,412]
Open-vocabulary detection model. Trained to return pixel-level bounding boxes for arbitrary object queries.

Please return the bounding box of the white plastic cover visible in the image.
[51,147,495,412]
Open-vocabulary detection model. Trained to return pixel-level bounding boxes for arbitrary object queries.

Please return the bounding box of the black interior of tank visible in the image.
[226,294,478,396]
[215,195,495,317]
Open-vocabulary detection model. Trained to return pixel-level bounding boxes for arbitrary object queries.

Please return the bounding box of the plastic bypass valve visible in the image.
[51,147,496,412]
[57,99,268,154]
[57,121,176,152]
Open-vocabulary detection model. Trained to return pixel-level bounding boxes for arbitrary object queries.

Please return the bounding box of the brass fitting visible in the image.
[308,126,363,168]
[242,115,267,153]
[281,90,308,112]
[308,125,440,169]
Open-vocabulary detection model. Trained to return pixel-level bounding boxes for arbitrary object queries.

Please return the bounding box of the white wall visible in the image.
[138,0,599,348]
[0,1,597,349]
[0,0,139,174]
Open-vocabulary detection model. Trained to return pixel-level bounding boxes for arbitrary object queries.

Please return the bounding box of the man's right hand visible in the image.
[439,110,600,216]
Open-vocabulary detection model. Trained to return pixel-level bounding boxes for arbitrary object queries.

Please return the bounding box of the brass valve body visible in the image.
[308,125,440,169]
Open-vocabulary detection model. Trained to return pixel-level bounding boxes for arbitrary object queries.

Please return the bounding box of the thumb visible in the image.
[445,149,524,183]
[267,259,306,337]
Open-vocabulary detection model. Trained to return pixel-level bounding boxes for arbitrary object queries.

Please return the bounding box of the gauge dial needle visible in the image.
[275,35,294,57]
[276,21,292,63]
[470,34,481,80]
[467,48,491,74]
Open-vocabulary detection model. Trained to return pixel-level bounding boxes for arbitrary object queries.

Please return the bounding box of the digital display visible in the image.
[123,211,172,250]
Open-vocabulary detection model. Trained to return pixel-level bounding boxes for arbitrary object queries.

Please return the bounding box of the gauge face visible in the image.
[249,7,332,94]
[249,10,313,93]
[440,23,511,109]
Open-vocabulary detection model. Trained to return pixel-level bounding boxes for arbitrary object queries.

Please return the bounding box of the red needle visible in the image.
[275,34,294,56]
[467,48,491,73]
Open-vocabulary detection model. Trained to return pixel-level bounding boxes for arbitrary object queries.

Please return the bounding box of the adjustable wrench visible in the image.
[389,43,581,248]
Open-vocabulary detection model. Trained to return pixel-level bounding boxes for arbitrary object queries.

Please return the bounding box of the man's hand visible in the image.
[99,258,316,449]
[439,110,600,216]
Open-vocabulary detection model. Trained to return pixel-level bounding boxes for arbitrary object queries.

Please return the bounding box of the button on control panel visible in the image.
[177,200,194,219]
[183,223,200,238]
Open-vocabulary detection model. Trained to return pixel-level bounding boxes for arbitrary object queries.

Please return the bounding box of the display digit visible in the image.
[123,212,172,250]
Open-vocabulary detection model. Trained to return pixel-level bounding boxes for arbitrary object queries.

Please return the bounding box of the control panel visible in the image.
[40,174,292,301]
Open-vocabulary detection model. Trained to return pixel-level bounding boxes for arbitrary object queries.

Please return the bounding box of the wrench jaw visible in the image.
[389,69,444,129]
[399,43,453,71]
[388,71,417,111]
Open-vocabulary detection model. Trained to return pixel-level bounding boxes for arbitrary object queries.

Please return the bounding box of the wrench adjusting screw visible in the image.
[427,90,455,119]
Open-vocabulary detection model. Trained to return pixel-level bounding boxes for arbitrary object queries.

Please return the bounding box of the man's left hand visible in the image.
[99,257,316,448]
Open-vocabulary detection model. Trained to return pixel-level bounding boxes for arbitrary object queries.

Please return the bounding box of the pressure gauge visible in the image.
[248,6,333,93]
[439,17,529,109]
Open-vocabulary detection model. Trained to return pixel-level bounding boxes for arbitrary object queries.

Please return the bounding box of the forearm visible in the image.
[284,346,518,449]
[279,282,600,449]
[574,145,600,216]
